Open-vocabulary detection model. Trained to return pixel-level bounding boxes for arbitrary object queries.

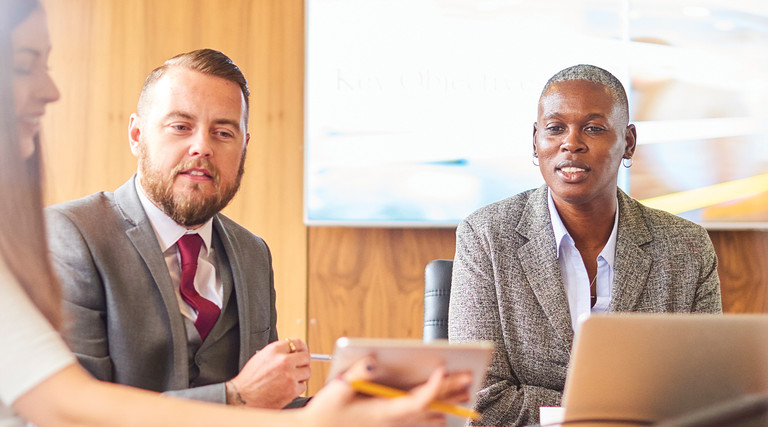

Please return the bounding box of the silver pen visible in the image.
[310,353,332,361]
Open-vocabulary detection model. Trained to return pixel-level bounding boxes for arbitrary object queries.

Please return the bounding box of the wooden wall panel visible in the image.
[40,0,307,340]
[306,227,457,393]
[306,227,768,392]
[709,230,768,313]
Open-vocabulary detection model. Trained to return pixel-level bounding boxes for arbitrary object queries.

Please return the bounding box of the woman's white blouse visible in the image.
[0,259,75,425]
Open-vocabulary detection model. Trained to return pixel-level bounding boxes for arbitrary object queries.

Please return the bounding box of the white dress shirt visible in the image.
[547,189,618,331]
[135,179,223,323]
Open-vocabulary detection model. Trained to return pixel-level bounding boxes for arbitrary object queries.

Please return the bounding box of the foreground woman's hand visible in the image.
[301,356,474,427]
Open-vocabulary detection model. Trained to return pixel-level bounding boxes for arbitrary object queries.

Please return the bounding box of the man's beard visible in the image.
[138,146,246,227]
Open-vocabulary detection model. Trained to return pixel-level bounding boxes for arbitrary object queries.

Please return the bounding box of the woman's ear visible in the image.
[624,123,637,158]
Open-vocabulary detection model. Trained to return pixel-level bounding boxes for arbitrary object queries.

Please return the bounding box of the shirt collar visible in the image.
[548,188,571,256]
[135,178,213,253]
[547,188,619,267]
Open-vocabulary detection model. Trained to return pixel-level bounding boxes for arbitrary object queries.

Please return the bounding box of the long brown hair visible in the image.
[0,0,63,329]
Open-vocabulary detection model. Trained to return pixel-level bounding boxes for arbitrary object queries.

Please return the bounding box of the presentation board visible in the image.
[305,0,768,228]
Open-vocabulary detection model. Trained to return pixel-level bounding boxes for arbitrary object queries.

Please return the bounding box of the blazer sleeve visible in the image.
[449,220,561,427]
[45,207,114,382]
[692,229,722,313]
[265,242,279,343]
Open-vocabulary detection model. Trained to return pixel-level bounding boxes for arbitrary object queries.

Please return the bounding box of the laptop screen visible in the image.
[561,314,768,424]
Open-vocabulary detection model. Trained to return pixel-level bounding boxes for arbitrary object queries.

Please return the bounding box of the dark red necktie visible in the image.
[177,234,220,340]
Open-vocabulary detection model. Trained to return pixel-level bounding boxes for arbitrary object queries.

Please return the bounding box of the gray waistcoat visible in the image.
[183,232,240,387]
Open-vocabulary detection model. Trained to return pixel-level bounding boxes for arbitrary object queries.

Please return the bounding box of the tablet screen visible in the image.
[327,337,493,392]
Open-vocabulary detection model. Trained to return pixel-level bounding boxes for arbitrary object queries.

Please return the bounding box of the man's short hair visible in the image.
[541,64,629,123]
[137,48,250,127]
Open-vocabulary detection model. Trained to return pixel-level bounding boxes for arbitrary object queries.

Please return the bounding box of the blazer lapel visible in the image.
[610,190,653,311]
[517,186,575,347]
[211,216,251,368]
[114,176,191,387]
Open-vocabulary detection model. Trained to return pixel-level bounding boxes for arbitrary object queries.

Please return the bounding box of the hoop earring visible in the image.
[532,156,539,167]
[622,157,633,168]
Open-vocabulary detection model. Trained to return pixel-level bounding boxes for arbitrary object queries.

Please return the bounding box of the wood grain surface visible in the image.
[307,227,457,393]
[709,230,768,313]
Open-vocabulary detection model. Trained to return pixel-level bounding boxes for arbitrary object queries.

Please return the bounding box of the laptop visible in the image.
[561,314,768,425]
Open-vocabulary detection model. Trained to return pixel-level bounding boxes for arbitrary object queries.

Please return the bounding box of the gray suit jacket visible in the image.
[448,185,722,427]
[46,176,278,403]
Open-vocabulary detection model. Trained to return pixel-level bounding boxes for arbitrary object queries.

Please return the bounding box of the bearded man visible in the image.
[45,49,310,410]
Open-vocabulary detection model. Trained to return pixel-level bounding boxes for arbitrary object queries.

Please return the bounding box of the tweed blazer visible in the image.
[448,185,722,427]
[45,176,278,403]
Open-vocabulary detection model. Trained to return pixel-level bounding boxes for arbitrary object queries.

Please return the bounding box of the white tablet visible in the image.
[326,337,493,393]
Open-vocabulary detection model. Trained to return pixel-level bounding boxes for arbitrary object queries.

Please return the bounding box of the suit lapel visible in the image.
[211,231,234,320]
[610,190,653,311]
[114,176,191,387]
[212,216,251,368]
[517,186,574,347]
[198,230,235,348]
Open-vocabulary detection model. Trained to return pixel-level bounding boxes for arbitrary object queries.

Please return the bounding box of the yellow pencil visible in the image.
[349,379,482,421]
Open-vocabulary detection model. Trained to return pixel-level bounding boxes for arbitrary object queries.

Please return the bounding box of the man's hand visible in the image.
[226,338,311,409]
